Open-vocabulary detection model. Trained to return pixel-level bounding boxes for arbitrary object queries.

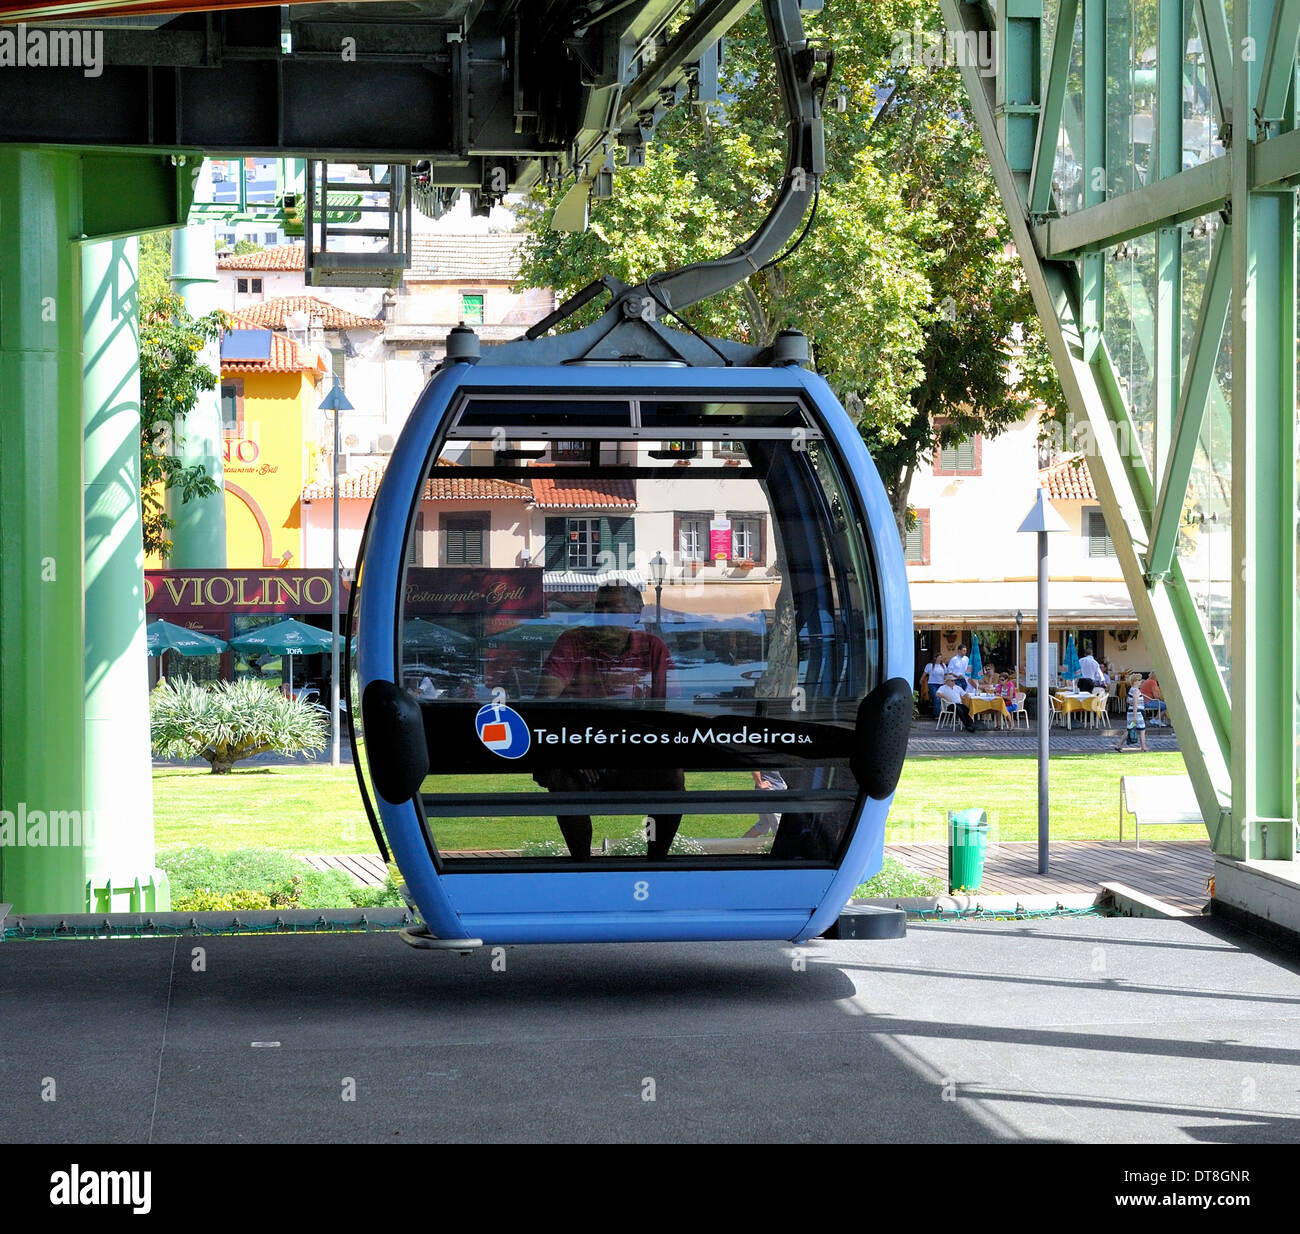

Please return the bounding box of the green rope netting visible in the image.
[907,904,1108,922]
[3,917,413,940]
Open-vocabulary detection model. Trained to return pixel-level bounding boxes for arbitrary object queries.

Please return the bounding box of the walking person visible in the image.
[1114,680,1149,752]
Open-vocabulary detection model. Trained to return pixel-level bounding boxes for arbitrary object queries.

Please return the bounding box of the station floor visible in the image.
[2,914,1298,1143]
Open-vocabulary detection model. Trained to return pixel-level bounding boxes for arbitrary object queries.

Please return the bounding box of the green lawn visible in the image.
[153,749,1201,854]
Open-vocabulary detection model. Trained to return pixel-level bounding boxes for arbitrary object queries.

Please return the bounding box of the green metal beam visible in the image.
[1153,228,1182,489]
[1230,0,1297,862]
[1081,0,1107,356]
[1158,0,1187,181]
[1147,224,1232,578]
[996,0,1045,198]
[1029,0,1079,217]
[1253,122,1300,184]
[1193,0,1233,128]
[1038,154,1231,255]
[1257,0,1300,123]
[1155,0,1184,496]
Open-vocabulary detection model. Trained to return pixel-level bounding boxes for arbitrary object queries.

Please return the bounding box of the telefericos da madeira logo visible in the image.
[475,703,532,759]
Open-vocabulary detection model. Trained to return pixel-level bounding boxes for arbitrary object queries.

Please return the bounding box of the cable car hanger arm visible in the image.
[519,0,830,350]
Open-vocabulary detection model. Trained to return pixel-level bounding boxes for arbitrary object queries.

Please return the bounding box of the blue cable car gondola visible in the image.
[345,0,913,946]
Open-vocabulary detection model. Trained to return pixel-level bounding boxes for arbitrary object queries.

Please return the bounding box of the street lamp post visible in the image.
[1015,609,1023,685]
[1017,490,1067,874]
[319,380,354,768]
[649,551,667,625]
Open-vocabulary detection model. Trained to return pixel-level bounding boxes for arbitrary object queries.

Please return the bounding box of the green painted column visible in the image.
[166,222,226,568]
[0,149,88,912]
[1229,0,1298,862]
[82,237,169,911]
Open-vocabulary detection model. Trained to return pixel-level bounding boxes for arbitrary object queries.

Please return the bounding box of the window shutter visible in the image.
[465,523,484,566]
[1088,511,1114,557]
[905,520,924,562]
[544,517,566,570]
[446,524,466,566]
[607,516,635,570]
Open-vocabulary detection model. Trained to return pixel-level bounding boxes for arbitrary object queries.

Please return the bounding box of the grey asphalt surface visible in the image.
[3,914,1298,1143]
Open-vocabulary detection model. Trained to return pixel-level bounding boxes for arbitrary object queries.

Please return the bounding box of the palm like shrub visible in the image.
[151,677,328,773]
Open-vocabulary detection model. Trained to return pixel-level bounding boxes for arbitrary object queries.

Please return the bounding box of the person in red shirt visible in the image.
[1138,673,1167,726]
[535,583,683,860]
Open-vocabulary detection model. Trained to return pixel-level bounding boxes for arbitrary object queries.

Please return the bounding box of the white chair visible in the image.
[1012,693,1030,729]
[936,696,958,730]
[1090,688,1111,729]
[1047,693,1065,728]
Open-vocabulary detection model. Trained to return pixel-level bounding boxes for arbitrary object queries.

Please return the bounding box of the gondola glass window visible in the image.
[396,395,881,867]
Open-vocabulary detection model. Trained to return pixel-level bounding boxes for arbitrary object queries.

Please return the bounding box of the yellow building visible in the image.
[147,325,329,570]
[219,325,329,567]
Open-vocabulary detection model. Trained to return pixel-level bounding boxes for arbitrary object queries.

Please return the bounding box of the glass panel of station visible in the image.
[395,394,881,865]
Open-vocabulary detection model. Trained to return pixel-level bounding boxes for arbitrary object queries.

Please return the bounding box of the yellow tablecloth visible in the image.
[967,695,1010,726]
[1054,692,1098,728]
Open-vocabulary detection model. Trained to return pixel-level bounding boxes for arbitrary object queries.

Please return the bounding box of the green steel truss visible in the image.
[938,0,1299,861]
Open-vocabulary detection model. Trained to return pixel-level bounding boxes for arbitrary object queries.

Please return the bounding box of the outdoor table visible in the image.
[966,693,1009,727]
[1054,690,1096,729]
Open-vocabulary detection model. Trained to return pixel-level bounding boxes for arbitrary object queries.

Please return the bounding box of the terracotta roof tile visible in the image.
[218,245,306,271]
[303,458,532,502]
[1039,452,1097,500]
[530,470,636,508]
[407,233,526,281]
[236,295,383,331]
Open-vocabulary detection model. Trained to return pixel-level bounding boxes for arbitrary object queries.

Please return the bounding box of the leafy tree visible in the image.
[150,677,328,774]
[138,230,173,306]
[231,238,263,256]
[517,0,1067,541]
[139,291,226,558]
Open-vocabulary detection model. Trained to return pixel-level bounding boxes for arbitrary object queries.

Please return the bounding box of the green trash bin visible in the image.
[948,808,989,892]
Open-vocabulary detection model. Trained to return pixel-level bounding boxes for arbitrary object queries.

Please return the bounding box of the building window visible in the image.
[567,517,601,569]
[674,512,709,564]
[661,440,696,455]
[236,277,264,295]
[905,509,931,565]
[220,380,244,435]
[1087,509,1115,557]
[460,293,485,324]
[932,420,982,476]
[262,232,279,246]
[727,511,766,565]
[442,514,488,567]
[552,440,588,462]
[406,512,425,568]
[713,440,746,459]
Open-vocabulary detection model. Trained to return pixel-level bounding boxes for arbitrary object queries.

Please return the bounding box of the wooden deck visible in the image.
[885,840,1214,913]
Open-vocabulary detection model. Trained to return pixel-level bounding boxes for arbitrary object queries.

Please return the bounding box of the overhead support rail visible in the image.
[0,0,760,225]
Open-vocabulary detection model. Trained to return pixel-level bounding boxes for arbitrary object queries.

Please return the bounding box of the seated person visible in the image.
[534,583,683,860]
[936,673,977,732]
[995,672,1018,711]
[1138,673,1167,726]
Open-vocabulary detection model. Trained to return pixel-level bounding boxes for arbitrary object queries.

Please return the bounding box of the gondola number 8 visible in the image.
[633,881,650,901]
